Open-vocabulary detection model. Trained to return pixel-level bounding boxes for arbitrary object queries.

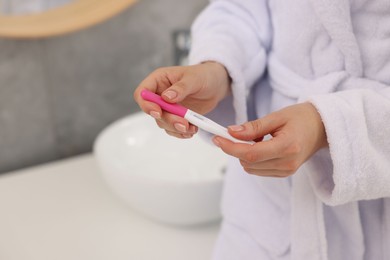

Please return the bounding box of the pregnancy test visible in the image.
[141,89,254,145]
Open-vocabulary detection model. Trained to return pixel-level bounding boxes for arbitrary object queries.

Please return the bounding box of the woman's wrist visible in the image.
[201,61,232,101]
[304,102,329,150]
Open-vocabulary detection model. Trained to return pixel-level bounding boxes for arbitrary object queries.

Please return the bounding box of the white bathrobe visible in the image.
[189,0,390,259]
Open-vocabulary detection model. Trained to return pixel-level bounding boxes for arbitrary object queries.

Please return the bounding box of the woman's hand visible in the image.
[133,62,230,139]
[212,103,328,177]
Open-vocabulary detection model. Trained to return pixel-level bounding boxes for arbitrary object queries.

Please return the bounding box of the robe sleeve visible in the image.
[307,86,390,206]
[188,0,271,124]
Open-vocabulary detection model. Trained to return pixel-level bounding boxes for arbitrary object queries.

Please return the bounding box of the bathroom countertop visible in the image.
[0,154,220,260]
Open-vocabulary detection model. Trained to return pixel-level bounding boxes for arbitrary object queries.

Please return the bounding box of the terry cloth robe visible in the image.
[189,0,390,259]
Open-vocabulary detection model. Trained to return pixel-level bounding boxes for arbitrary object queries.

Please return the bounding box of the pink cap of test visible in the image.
[141,89,188,118]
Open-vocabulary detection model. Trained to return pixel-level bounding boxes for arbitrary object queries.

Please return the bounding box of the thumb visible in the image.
[161,79,196,103]
[228,113,283,141]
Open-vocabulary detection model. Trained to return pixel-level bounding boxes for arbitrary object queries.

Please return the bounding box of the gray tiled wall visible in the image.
[0,0,208,174]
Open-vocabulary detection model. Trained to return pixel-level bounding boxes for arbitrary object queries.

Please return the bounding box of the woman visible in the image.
[134,0,390,259]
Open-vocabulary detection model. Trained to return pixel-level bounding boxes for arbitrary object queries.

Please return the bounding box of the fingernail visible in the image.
[228,125,244,131]
[182,134,192,138]
[163,90,177,100]
[212,137,221,147]
[150,111,161,120]
[174,123,187,133]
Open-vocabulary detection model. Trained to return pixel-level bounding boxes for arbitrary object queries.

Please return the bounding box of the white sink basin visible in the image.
[93,112,227,226]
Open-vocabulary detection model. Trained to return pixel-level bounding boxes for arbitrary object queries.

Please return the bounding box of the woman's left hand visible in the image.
[212,102,328,177]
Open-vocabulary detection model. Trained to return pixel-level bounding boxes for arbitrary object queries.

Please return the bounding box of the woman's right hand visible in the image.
[133,62,231,139]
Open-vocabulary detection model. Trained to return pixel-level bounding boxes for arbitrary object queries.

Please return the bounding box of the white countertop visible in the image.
[0,154,220,260]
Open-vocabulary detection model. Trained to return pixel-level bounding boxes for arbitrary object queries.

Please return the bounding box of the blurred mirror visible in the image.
[0,0,137,38]
[1,0,73,15]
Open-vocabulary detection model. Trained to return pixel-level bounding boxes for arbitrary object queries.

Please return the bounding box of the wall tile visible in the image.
[0,40,58,173]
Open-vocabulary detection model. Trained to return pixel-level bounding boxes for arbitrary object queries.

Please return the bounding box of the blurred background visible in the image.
[0,2,224,259]
[0,0,207,174]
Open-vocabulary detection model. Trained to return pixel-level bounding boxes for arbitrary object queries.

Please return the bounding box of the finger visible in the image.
[188,124,198,134]
[212,136,253,159]
[240,158,300,173]
[134,85,164,119]
[213,135,286,163]
[134,67,176,115]
[156,111,197,134]
[161,76,198,104]
[165,130,194,139]
[139,99,164,119]
[133,73,161,105]
[241,168,293,178]
[227,112,285,141]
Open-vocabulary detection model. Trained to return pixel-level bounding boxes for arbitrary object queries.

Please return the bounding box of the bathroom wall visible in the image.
[0,0,208,174]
